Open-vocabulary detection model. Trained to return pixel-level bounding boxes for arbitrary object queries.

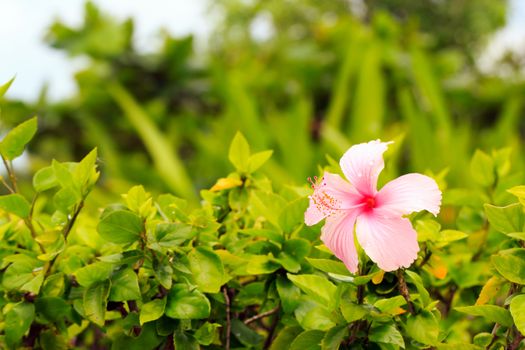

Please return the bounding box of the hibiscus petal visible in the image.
[321,212,359,273]
[339,140,391,196]
[355,212,419,272]
[304,172,361,226]
[376,173,442,216]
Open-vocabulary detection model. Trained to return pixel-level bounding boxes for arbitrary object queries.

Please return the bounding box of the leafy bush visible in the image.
[1,86,525,348]
[1,1,525,349]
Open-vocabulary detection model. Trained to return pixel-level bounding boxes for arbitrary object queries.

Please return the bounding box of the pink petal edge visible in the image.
[321,212,359,273]
[339,140,392,197]
[355,210,419,272]
[376,173,442,217]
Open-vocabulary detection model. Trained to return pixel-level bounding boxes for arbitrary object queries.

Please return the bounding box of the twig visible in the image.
[1,156,18,193]
[487,283,517,349]
[44,200,86,276]
[264,306,280,349]
[24,194,40,242]
[396,269,416,315]
[356,264,366,304]
[244,305,280,325]
[0,176,14,193]
[63,201,84,239]
[509,330,524,350]
[418,248,432,269]
[223,286,231,350]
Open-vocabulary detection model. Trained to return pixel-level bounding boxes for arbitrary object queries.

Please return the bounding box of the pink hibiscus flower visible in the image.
[305,140,442,273]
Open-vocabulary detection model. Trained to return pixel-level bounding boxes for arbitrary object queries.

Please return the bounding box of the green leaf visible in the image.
[109,268,141,301]
[231,318,264,347]
[321,325,349,350]
[508,186,525,206]
[83,280,111,326]
[153,258,173,290]
[290,330,324,350]
[438,230,468,244]
[97,209,143,244]
[39,330,68,350]
[0,116,37,160]
[491,248,525,284]
[276,276,301,313]
[484,203,524,234]
[229,131,251,172]
[140,298,166,325]
[406,270,431,306]
[5,302,35,348]
[2,255,44,293]
[188,247,225,293]
[455,305,513,327]
[74,262,113,287]
[295,299,336,331]
[250,190,287,228]
[416,218,441,242]
[0,194,30,218]
[278,238,311,273]
[374,296,407,314]
[248,150,273,173]
[0,77,15,98]
[35,297,70,323]
[287,274,337,311]
[470,150,495,187]
[508,232,525,241]
[98,250,143,265]
[405,310,439,345]
[51,160,75,189]
[73,148,99,190]
[194,322,221,346]
[53,186,80,211]
[155,223,194,247]
[278,198,309,233]
[269,326,302,350]
[111,322,163,350]
[510,294,525,335]
[306,258,351,276]
[340,299,367,323]
[473,333,494,347]
[369,323,405,349]
[165,283,211,319]
[174,328,199,350]
[33,166,59,192]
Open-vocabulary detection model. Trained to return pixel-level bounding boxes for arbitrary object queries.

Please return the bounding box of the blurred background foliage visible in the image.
[1,0,523,202]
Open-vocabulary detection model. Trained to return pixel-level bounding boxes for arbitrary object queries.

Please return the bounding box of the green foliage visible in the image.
[3,116,524,349]
[0,116,37,160]
[1,1,525,348]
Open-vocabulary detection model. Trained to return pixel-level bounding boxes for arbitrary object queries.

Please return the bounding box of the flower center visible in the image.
[363,196,376,210]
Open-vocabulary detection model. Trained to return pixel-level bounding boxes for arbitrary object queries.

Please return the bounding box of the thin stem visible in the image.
[356,264,366,304]
[63,201,84,239]
[0,176,14,193]
[44,200,86,276]
[396,269,416,315]
[487,283,517,349]
[223,286,231,350]
[509,330,524,350]
[24,194,40,242]
[1,156,18,193]
[244,305,280,325]
[418,248,432,269]
[263,307,280,349]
